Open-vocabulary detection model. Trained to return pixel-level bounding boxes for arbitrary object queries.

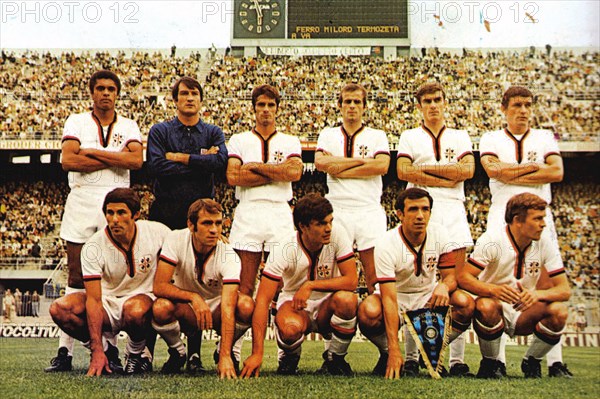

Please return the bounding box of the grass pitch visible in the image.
[0,338,598,399]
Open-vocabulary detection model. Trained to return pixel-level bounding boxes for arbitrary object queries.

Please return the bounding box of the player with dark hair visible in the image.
[226,83,303,297]
[315,83,390,296]
[226,83,303,365]
[396,82,475,376]
[241,193,358,377]
[479,85,570,377]
[49,188,171,376]
[146,76,228,373]
[47,70,143,372]
[151,198,254,378]
[459,192,570,379]
[359,188,474,378]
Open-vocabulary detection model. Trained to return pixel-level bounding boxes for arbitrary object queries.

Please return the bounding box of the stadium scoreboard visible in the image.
[232,0,409,46]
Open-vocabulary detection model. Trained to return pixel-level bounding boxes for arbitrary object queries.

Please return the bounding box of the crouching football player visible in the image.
[152,199,254,378]
[241,193,358,377]
[458,193,570,378]
[50,188,170,376]
[358,188,474,378]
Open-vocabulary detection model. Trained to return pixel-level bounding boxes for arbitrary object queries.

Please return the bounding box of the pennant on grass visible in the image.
[403,306,451,379]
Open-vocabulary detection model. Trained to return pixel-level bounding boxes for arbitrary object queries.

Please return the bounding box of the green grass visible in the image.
[0,338,598,399]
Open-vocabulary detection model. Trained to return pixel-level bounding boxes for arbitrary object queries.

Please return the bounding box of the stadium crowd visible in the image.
[1,175,597,290]
[1,50,598,141]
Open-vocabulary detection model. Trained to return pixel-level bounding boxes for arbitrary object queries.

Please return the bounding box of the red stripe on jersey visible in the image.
[467,258,486,270]
[159,255,177,266]
[223,280,240,285]
[228,154,243,164]
[330,324,356,335]
[83,275,102,281]
[456,151,473,161]
[261,271,281,282]
[548,268,565,277]
[124,139,142,149]
[439,251,456,268]
[544,152,561,160]
[377,278,396,284]
[61,136,80,143]
[373,150,390,157]
[337,252,354,263]
[396,152,413,161]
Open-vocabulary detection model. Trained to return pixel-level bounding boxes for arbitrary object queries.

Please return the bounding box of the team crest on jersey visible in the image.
[317,263,331,278]
[444,148,456,161]
[138,256,152,273]
[526,261,541,276]
[358,145,369,158]
[272,150,285,163]
[425,256,438,273]
[527,151,538,162]
[112,133,125,147]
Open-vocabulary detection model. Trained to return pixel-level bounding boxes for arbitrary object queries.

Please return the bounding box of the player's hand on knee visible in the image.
[429,283,450,308]
[191,295,213,330]
[492,284,521,304]
[240,354,262,378]
[292,283,312,310]
[513,282,539,312]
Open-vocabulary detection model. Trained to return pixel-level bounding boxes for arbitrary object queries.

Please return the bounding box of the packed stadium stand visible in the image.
[1,49,598,142]
[0,49,598,326]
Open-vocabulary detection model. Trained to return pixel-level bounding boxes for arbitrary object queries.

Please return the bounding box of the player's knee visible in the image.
[451,290,475,316]
[49,300,64,322]
[475,297,499,320]
[331,291,358,319]
[276,316,305,343]
[236,294,254,324]
[357,296,382,328]
[152,298,175,324]
[123,298,152,325]
[547,302,569,326]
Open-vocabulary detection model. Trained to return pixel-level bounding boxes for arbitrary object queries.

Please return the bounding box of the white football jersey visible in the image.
[468,225,565,291]
[82,220,170,297]
[262,224,354,301]
[227,129,302,202]
[159,229,241,300]
[62,112,142,189]
[317,125,390,207]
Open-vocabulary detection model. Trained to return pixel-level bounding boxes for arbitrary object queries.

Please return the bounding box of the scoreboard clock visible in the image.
[234,0,286,38]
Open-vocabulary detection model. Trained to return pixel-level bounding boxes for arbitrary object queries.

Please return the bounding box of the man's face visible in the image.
[340,90,365,124]
[91,78,118,112]
[189,209,223,248]
[175,82,202,117]
[397,197,431,235]
[301,214,333,247]
[502,96,532,131]
[417,91,445,125]
[105,203,137,238]
[254,94,278,127]
[516,208,546,241]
